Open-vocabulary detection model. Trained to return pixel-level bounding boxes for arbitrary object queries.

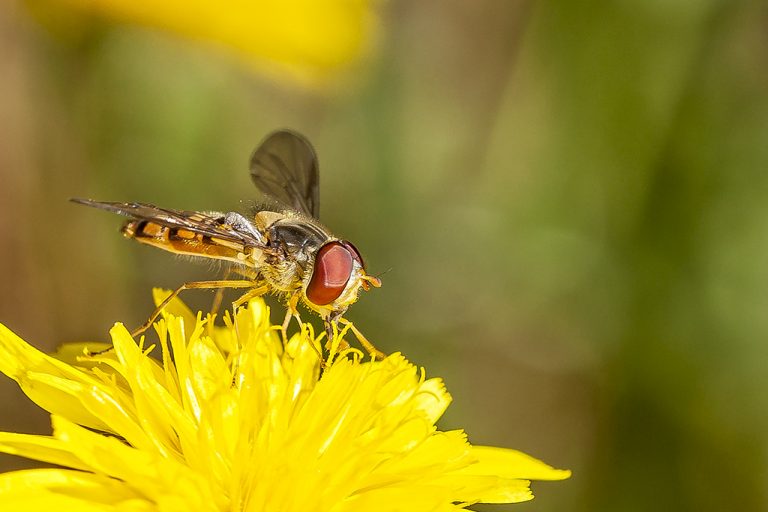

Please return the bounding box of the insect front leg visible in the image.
[323,315,350,354]
[335,317,386,361]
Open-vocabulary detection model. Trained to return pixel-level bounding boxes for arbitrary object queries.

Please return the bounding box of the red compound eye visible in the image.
[341,240,365,269]
[306,242,354,306]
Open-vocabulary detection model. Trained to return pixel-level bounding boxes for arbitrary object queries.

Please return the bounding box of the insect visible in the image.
[73,130,383,357]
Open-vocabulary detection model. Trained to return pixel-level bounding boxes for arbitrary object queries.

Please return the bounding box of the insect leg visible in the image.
[336,318,386,360]
[131,280,254,338]
[226,285,270,345]
[231,285,270,310]
[278,292,324,364]
[323,319,350,354]
[280,291,302,338]
[209,267,234,319]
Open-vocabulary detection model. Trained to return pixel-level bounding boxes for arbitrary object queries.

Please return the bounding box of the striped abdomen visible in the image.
[123,220,254,266]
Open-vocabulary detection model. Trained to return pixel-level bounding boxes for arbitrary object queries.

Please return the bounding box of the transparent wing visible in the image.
[70,199,267,248]
[249,130,319,218]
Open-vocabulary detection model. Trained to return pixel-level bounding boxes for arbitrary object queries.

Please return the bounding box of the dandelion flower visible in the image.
[0,291,569,510]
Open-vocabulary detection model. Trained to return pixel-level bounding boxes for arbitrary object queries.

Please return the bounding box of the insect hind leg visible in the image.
[131,280,255,338]
[209,267,235,320]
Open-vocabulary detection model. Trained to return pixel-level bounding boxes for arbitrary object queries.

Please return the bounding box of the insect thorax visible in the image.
[255,214,333,293]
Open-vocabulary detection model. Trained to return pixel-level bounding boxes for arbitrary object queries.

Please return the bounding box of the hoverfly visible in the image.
[73,130,382,357]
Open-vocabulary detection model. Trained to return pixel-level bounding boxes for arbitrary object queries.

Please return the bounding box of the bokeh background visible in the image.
[2,1,768,510]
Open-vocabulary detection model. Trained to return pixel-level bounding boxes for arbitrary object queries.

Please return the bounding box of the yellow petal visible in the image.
[50,416,225,511]
[0,468,150,510]
[0,323,112,431]
[442,475,534,504]
[338,485,459,512]
[463,446,571,481]
[108,322,193,455]
[0,431,89,471]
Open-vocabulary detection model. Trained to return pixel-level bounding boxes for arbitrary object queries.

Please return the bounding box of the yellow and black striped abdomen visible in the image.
[123,220,253,266]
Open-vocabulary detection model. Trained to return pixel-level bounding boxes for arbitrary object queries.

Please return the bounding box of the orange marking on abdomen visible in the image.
[174,229,197,240]
[122,220,251,266]
[137,221,165,238]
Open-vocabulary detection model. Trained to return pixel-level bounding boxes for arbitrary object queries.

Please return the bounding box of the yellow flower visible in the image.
[30,0,378,86]
[0,291,569,510]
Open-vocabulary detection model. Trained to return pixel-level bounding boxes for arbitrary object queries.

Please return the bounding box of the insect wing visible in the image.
[70,199,266,249]
[249,130,320,218]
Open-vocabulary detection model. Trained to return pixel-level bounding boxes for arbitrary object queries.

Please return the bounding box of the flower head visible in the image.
[0,291,569,510]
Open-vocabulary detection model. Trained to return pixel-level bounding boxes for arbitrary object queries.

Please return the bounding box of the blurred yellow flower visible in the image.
[32,0,378,85]
[0,292,569,510]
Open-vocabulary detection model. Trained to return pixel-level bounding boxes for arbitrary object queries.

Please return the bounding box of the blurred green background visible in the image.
[2,1,768,510]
